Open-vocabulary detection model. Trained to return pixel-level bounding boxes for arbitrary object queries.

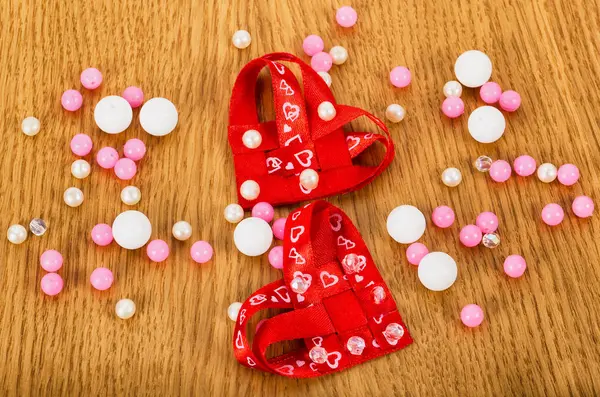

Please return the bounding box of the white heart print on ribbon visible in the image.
[294,150,313,167]
[329,213,342,231]
[326,352,342,369]
[337,236,356,250]
[320,271,339,288]
[272,62,286,75]
[266,157,282,174]
[346,135,361,151]
[283,102,300,122]
[249,294,267,306]
[279,79,295,96]
[288,248,306,265]
[289,225,305,242]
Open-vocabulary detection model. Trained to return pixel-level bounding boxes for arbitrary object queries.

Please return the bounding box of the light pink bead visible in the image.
[80,68,103,90]
[268,246,284,269]
[91,224,113,246]
[389,66,412,88]
[460,225,483,247]
[70,134,93,156]
[272,217,287,240]
[191,241,213,264]
[476,212,499,233]
[432,205,455,228]
[513,155,537,177]
[124,138,147,161]
[41,273,64,296]
[441,96,464,118]
[336,6,358,27]
[503,255,526,278]
[147,239,170,262]
[61,89,83,112]
[572,196,594,218]
[406,243,429,266]
[489,160,512,182]
[479,82,502,104]
[541,203,564,226]
[40,249,63,272]
[96,146,119,169]
[557,164,580,186]
[303,35,324,56]
[90,267,114,291]
[499,90,521,112]
[114,158,137,180]
[460,304,484,328]
[252,202,274,223]
[311,52,333,72]
[122,86,144,108]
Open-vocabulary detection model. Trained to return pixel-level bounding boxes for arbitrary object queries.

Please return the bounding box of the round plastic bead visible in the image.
[190,241,213,264]
[146,239,170,262]
[80,68,103,90]
[406,243,429,266]
[41,273,64,296]
[460,304,484,327]
[418,252,458,291]
[90,267,114,291]
[460,225,483,247]
[112,210,152,250]
[432,205,455,228]
[386,205,426,244]
[233,217,273,256]
[40,250,63,272]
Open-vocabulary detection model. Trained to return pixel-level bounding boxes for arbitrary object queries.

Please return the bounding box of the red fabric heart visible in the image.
[232,201,412,378]
[229,53,395,209]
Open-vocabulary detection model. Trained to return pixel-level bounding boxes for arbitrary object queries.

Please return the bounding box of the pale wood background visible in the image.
[1,0,599,395]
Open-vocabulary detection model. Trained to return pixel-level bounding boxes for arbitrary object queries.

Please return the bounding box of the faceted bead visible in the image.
[290,276,309,294]
[342,253,360,274]
[474,155,493,172]
[482,233,500,248]
[29,218,47,236]
[384,323,405,342]
[309,346,328,364]
[372,286,386,304]
[346,336,366,355]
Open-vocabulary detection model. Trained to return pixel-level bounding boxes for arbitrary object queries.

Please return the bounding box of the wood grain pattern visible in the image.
[1,0,599,395]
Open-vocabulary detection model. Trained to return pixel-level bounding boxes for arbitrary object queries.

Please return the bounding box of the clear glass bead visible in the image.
[309,346,328,364]
[346,336,366,355]
[474,155,493,172]
[482,233,500,248]
[371,286,386,304]
[29,218,47,236]
[290,276,309,294]
[384,323,405,342]
[342,253,359,274]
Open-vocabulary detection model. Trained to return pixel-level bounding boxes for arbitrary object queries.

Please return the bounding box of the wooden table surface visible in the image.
[1,0,600,395]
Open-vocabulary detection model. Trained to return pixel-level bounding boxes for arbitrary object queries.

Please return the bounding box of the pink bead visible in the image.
[80,68,103,90]
[268,246,284,269]
[311,52,333,72]
[251,202,274,223]
[123,138,147,161]
[389,66,412,88]
[272,217,287,240]
[557,164,580,186]
[303,35,324,56]
[513,155,537,177]
[191,241,213,264]
[572,196,594,218]
[336,6,358,27]
[96,146,119,169]
[41,273,64,296]
[61,89,83,112]
[70,133,93,156]
[460,225,483,247]
[146,239,170,262]
[432,205,455,228]
[91,224,113,246]
[40,249,63,272]
[90,267,114,291]
[406,243,429,266]
[541,203,564,226]
[479,82,502,104]
[122,86,144,108]
[499,90,521,112]
[460,304,484,328]
[503,255,526,278]
[114,158,137,180]
[441,96,464,118]
[489,160,512,182]
[476,212,499,233]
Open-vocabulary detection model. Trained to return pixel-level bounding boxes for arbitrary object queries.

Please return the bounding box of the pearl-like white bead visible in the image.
[21,116,41,136]
[64,187,84,207]
[329,46,348,65]
[232,30,251,49]
[318,71,332,87]
[299,169,319,190]
[317,101,336,121]
[227,302,243,321]
[172,221,192,241]
[224,203,245,224]
[112,210,152,250]
[240,180,260,201]
[385,104,406,123]
[441,167,462,187]
[537,163,558,183]
[115,298,136,319]
[443,80,463,98]
[242,129,262,149]
[7,224,27,244]
[121,185,141,205]
[71,159,91,179]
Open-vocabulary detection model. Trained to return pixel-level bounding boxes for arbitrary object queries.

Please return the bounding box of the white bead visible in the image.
[537,163,558,183]
[418,252,458,291]
[318,71,332,87]
[232,30,251,49]
[71,159,91,179]
[385,104,406,123]
[7,224,27,244]
[441,167,462,187]
[233,217,273,256]
[115,299,136,319]
[172,220,192,241]
[240,180,260,201]
[329,46,348,65]
[299,169,319,190]
[139,97,178,137]
[468,106,505,143]
[112,210,152,250]
[454,50,492,88]
[63,187,84,207]
[224,203,244,224]
[21,116,41,136]
[317,101,336,121]
[443,80,463,98]
[227,302,243,321]
[120,185,141,205]
[94,96,133,134]
[242,129,262,149]
[386,205,426,244]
